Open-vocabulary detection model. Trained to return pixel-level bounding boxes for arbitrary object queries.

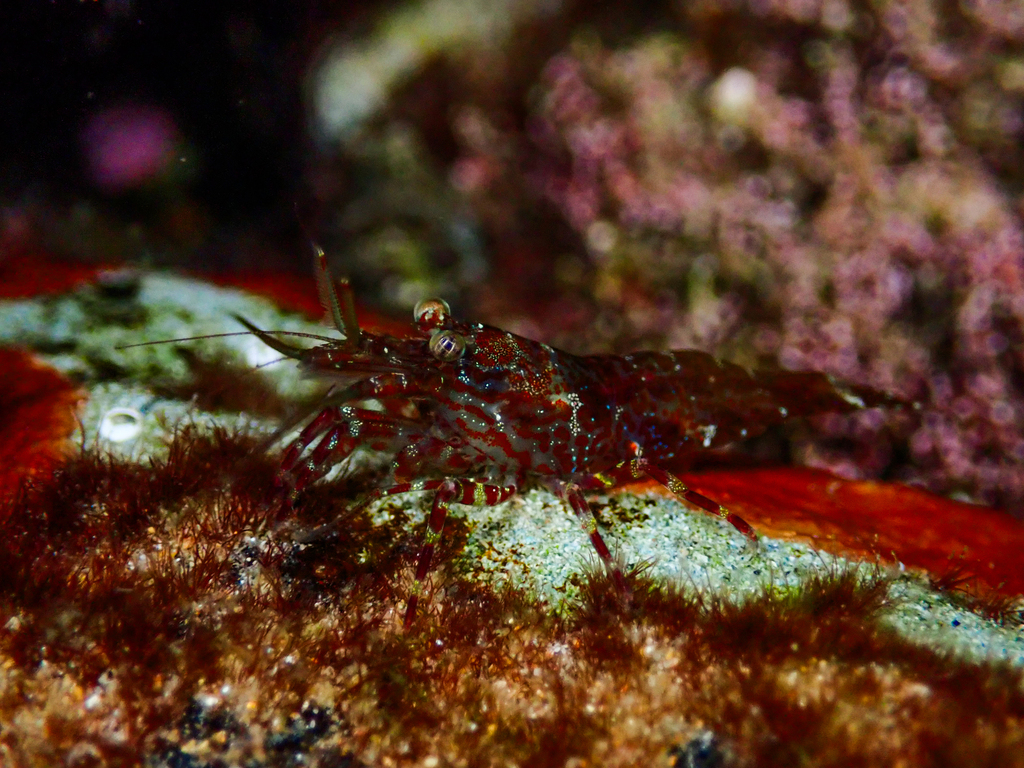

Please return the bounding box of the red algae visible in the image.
[632,468,1024,599]
[0,348,83,501]
[0,253,102,299]
[2,426,1024,767]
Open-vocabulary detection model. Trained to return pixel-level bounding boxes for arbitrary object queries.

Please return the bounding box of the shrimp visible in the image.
[241,248,903,627]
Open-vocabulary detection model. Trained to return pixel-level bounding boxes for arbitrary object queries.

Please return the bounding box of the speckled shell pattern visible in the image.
[343,321,884,487]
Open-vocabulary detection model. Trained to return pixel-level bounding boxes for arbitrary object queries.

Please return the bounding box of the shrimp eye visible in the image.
[429,329,466,361]
[414,297,451,329]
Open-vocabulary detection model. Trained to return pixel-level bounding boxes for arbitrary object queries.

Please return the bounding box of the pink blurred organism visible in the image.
[81,104,179,193]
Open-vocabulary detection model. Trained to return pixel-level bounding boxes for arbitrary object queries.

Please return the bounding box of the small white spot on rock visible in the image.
[98,408,143,443]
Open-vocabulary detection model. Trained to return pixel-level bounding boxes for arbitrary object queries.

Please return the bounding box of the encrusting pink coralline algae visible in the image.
[449,0,1024,512]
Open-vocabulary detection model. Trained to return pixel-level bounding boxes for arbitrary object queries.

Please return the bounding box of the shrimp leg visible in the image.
[393,479,517,629]
[630,458,757,542]
[560,482,630,596]
[284,408,420,492]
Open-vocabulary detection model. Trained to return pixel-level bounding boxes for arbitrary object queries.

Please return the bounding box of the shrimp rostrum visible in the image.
[241,249,901,627]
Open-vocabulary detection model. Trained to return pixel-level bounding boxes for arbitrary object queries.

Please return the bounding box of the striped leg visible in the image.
[402,479,517,629]
[561,483,630,596]
[283,407,418,494]
[282,406,410,474]
[631,458,757,542]
[278,375,423,476]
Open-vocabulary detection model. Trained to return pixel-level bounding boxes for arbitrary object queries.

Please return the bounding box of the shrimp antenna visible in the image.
[294,210,360,347]
[231,315,306,360]
[312,243,360,349]
[115,329,339,351]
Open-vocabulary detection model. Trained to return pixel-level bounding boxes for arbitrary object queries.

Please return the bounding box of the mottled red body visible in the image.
[246,250,899,626]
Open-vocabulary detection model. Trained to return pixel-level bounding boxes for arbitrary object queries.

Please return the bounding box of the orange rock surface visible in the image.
[0,349,83,504]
